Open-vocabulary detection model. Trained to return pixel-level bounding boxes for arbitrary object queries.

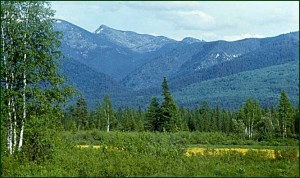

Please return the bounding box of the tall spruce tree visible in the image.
[146,97,161,131]
[160,77,179,132]
[75,97,88,131]
[123,106,134,131]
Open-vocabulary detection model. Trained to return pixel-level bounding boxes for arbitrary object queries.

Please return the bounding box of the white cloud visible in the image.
[51,1,299,42]
[223,34,264,41]
[119,1,204,11]
[201,32,219,41]
[162,10,216,30]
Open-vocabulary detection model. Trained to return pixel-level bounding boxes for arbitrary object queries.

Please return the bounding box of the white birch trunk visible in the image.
[12,97,17,153]
[18,4,29,151]
[270,112,274,130]
[1,11,13,154]
[105,105,110,132]
[248,125,251,139]
[18,118,25,150]
[7,45,14,155]
[18,51,26,151]
[283,120,287,139]
[247,117,251,139]
[7,100,12,154]
[252,113,254,138]
[282,121,284,139]
[250,122,253,139]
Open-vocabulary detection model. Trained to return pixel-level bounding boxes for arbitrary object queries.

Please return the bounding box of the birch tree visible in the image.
[277,90,293,139]
[1,1,72,157]
[103,95,113,132]
[243,98,261,139]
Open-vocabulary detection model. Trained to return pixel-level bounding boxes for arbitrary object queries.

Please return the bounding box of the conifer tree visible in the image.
[146,97,161,131]
[75,97,88,131]
[160,77,179,132]
[199,101,211,132]
[123,106,134,131]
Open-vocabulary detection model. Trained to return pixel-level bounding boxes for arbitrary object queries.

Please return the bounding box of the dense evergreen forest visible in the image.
[1,1,299,177]
[63,77,299,141]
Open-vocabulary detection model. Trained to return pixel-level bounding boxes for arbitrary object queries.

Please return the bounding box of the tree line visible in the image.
[63,77,299,141]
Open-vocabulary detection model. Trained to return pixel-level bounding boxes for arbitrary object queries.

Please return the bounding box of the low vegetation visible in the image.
[2,131,299,177]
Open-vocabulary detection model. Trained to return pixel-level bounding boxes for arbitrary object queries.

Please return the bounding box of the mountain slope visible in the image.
[60,57,132,108]
[54,19,298,109]
[122,32,298,91]
[169,32,299,90]
[181,37,204,44]
[54,19,146,81]
[176,38,261,76]
[173,61,299,109]
[94,25,176,53]
[121,42,206,90]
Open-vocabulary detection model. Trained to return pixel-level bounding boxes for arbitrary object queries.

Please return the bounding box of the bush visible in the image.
[275,148,299,162]
[2,131,299,177]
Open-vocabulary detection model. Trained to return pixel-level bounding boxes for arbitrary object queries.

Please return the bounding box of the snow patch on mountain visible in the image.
[94,24,176,53]
[195,52,242,71]
[181,37,203,44]
[95,27,103,34]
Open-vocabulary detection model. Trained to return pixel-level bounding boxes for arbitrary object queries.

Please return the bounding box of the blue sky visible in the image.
[51,1,299,41]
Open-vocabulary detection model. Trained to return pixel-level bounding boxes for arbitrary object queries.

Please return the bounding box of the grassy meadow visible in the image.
[2,131,299,177]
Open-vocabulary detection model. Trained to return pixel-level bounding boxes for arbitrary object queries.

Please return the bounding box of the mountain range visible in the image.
[53,19,299,110]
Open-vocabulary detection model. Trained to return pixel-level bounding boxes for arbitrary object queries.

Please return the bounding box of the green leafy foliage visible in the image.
[277,90,294,139]
[1,1,74,161]
[2,131,298,177]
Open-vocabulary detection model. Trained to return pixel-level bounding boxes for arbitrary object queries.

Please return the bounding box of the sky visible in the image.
[51,1,299,42]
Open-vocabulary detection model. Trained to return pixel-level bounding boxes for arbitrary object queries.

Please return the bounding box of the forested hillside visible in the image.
[53,20,298,109]
[174,61,299,109]
[53,20,147,81]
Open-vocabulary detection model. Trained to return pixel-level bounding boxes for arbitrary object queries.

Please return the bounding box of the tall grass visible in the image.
[2,131,299,177]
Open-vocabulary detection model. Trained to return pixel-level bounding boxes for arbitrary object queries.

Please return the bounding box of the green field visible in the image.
[3,131,299,177]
